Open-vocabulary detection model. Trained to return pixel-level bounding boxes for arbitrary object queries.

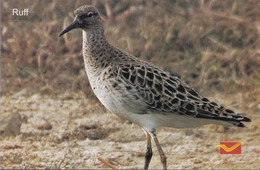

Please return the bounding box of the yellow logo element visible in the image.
[216,142,241,152]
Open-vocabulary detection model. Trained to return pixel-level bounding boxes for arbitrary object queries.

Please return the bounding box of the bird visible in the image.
[59,5,251,169]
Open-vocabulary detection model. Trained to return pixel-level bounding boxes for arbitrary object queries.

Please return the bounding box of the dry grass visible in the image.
[2,0,260,99]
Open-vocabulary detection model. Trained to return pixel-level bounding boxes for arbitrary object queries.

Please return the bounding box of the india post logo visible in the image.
[217,139,242,154]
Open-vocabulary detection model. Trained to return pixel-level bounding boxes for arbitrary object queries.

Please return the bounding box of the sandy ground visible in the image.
[1,91,260,169]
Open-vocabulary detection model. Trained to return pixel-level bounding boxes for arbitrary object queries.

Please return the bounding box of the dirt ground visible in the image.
[1,90,260,169]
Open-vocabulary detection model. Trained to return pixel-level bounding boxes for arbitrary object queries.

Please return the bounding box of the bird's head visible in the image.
[59,5,102,37]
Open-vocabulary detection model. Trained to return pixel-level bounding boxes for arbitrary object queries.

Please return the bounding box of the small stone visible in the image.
[216,126,225,133]
[35,121,52,130]
[0,112,22,136]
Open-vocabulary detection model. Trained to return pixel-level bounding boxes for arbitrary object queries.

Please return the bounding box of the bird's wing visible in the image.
[116,62,251,127]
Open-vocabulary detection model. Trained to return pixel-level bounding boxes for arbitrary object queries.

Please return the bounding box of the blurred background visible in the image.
[2,0,259,98]
[1,0,260,169]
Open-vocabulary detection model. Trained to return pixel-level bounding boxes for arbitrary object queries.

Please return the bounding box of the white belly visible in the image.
[84,63,156,129]
[83,60,225,132]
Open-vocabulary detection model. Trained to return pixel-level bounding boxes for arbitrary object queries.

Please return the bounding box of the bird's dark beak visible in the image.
[59,16,80,37]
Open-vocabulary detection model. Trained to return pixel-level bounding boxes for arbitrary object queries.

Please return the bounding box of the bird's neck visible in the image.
[82,28,111,74]
[83,28,110,53]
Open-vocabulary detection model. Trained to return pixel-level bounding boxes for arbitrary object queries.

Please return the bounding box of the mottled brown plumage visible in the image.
[59,5,251,169]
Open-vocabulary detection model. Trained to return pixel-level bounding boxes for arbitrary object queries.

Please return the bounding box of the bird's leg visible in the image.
[153,134,167,170]
[144,132,153,169]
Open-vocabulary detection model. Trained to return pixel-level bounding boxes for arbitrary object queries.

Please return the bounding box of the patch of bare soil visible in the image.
[1,91,260,169]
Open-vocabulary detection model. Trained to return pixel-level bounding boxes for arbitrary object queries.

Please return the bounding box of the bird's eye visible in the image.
[87,12,94,17]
